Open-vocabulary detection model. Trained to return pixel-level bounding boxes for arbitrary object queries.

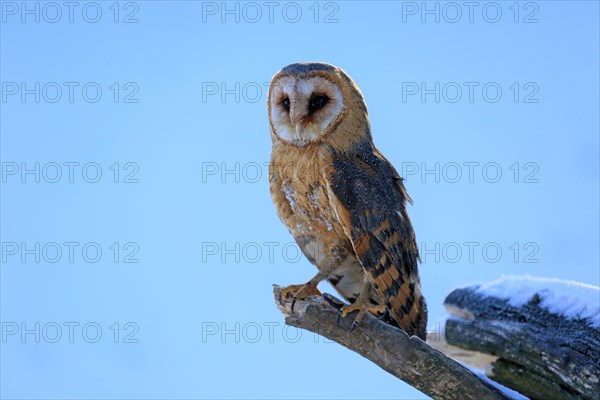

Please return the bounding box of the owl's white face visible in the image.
[269,75,344,146]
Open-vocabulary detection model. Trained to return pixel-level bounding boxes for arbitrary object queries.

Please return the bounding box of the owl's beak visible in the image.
[289,105,304,126]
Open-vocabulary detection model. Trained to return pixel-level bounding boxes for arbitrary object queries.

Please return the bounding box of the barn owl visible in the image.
[267,62,427,339]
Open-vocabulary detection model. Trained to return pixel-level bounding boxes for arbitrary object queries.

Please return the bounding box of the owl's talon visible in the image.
[323,293,343,309]
[381,307,390,321]
[280,283,322,314]
[338,302,386,332]
[291,296,297,313]
[337,305,359,328]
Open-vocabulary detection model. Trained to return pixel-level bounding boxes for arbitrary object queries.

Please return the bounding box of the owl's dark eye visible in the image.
[282,98,290,111]
[309,95,328,113]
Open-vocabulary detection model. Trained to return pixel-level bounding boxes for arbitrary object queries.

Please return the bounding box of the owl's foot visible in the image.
[380,306,391,322]
[337,301,386,332]
[279,283,322,313]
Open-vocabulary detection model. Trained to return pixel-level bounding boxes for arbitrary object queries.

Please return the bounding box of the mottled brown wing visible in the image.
[327,140,427,339]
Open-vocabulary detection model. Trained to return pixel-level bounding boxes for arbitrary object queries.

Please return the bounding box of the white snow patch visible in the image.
[467,367,528,400]
[473,275,600,327]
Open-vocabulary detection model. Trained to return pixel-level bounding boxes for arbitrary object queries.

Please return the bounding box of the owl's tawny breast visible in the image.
[270,142,347,252]
[269,141,368,303]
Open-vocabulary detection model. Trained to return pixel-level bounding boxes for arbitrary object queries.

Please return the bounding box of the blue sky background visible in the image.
[1,1,598,399]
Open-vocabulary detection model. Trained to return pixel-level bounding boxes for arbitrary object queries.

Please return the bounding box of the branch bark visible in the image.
[273,285,514,400]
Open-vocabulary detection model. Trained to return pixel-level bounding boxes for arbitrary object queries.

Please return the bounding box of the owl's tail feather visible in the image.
[385,280,428,340]
[354,232,428,340]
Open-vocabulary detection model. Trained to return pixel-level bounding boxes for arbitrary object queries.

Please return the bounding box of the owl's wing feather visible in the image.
[327,140,427,338]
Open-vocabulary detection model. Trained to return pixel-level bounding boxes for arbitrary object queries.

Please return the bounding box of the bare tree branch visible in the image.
[273,285,514,400]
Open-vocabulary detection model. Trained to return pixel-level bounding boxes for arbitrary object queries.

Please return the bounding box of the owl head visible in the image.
[268,62,370,148]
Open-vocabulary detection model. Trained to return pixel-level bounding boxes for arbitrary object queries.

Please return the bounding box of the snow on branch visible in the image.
[443,276,600,400]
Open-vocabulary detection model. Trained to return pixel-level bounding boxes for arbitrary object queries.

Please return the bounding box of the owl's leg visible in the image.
[337,277,385,331]
[279,246,347,312]
[279,270,328,312]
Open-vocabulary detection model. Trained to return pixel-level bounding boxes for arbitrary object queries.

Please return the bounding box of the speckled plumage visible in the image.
[268,62,427,339]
